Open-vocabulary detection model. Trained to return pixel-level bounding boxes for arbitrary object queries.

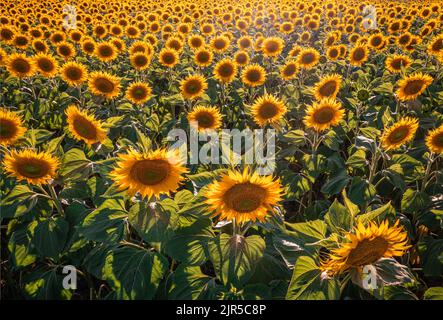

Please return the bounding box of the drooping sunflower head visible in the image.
[0,108,26,146]
[194,48,213,67]
[34,53,59,78]
[6,53,36,78]
[241,64,267,87]
[349,45,369,66]
[381,117,419,151]
[303,98,345,132]
[94,41,118,62]
[60,61,88,87]
[321,220,411,275]
[313,74,342,101]
[110,148,188,199]
[125,82,152,105]
[262,37,284,57]
[280,60,298,80]
[213,58,238,84]
[204,168,283,224]
[250,94,287,127]
[425,125,443,154]
[65,105,107,145]
[88,71,121,100]
[297,48,320,69]
[3,149,59,185]
[158,48,179,68]
[396,72,433,101]
[385,54,411,73]
[187,105,222,132]
[180,74,208,100]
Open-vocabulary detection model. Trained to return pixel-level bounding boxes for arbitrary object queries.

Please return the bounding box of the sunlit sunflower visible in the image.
[65,105,107,145]
[213,59,238,84]
[313,74,342,101]
[381,117,419,150]
[6,53,36,78]
[241,64,266,87]
[81,38,96,55]
[234,51,249,66]
[396,73,433,101]
[326,45,340,60]
[188,34,205,50]
[56,41,76,59]
[158,48,179,68]
[204,168,283,224]
[187,105,222,132]
[280,60,298,80]
[0,108,26,146]
[130,52,151,71]
[194,48,213,67]
[426,125,443,154]
[321,220,410,275]
[297,48,320,69]
[210,35,230,53]
[385,54,411,73]
[262,37,284,58]
[60,61,88,87]
[110,148,187,199]
[125,82,152,105]
[427,34,443,56]
[349,45,369,66]
[88,71,121,99]
[303,98,344,132]
[94,41,118,62]
[34,53,58,78]
[250,94,287,127]
[3,149,59,185]
[180,74,208,100]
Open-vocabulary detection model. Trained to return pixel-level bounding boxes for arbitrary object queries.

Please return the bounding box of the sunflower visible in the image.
[303,98,344,132]
[125,82,152,105]
[313,74,342,101]
[6,53,36,78]
[110,148,187,199]
[94,41,118,62]
[188,34,205,50]
[194,48,213,67]
[321,220,410,275]
[396,73,433,101]
[88,71,121,99]
[158,48,179,68]
[204,168,283,224]
[60,61,88,87]
[326,45,340,60]
[368,33,385,50]
[130,52,151,71]
[34,53,58,78]
[12,34,30,49]
[81,38,96,55]
[56,41,76,59]
[187,105,222,132]
[381,117,419,150]
[213,59,238,84]
[427,34,443,56]
[297,48,320,69]
[65,105,107,145]
[210,35,230,53]
[32,39,48,53]
[250,94,287,127]
[178,73,209,100]
[237,35,253,50]
[426,125,443,154]
[234,50,250,66]
[241,64,266,87]
[280,60,298,80]
[3,149,59,185]
[262,37,284,58]
[385,54,411,73]
[349,45,369,66]
[0,108,26,146]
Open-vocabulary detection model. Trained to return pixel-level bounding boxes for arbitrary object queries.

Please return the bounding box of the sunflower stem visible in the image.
[48,184,64,216]
[421,153,435,193]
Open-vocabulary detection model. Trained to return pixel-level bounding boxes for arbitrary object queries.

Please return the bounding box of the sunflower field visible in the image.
[1,0,443,301]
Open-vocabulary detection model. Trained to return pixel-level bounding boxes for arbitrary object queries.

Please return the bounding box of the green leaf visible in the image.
[32,217,69,258]
[348,176,376,206]
[401,189,430,214]
[167,265,216,300]
[424,287,443,300]
[356,202,395,224]
[321,171,350,196]
[8,222,36,268]
[23,267,72,300]
[346,149,367,169]
[60,148,92,181]
[0,185,39,218]
[324,199,352,233]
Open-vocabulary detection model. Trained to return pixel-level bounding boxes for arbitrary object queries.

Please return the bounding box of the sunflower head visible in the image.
[204,168,283,224]
[188,105,222,132]
[130,52,151,71]
[381,117,419,151]
[303,98,344,132]
[88,71,121,100]
[280,60,298,80]
[250,94,287,127]
[60,61,88,87]
[426,125,443,154]
[234,50,250,66]
[396,73,433,101]
[262,37,284,57]
[194,48,213,67]
[349,45,369,66]
[3,149,59,185]
[313,74,342,101]
[386,54,411,73]
[34,53,58,78]
[180,74,208,100]
[95,41,118,62]
[0,108,26,146]
[241,64,267,87]
[297,48,320,69]
[65,105,107,145]
[213,58,238,84]
[159,48,179,68]
[110,148,188,199]
[211,35,230,53]
[125,82,152,105]
[6,53,36,78]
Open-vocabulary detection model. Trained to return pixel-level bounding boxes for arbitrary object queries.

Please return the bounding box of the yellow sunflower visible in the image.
[204,168,283,224]
[381,117,419,151]
[262,37,284,58]
[6,53,36,78]
[250,94,287,127]
[88,71,121,99]
[3,149,59,185]
[241,64,266,87]
[385,54,411,73]
[349,45,369,66]
[34,53,58,78]
[313,74,342,101]
[187,105,222,132]
[180,74,208,100]
[280,60,298,80]
[234,51,250,66]
[110,148,187,199]
[322,220,410,275]
[210,35,230,53]
[65,105,107,145]
[297,48,320,69]
[94,41,118,62]
[213,59,238,84]
[425,125,443,154]
[303,98,344,132]
[130,52,151,71]
[396,73,433,101]
[0,108,26,146]
[158,48,179,68]
[60,61,88,87]
[427,34,443,56]
[125,82,152,105]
